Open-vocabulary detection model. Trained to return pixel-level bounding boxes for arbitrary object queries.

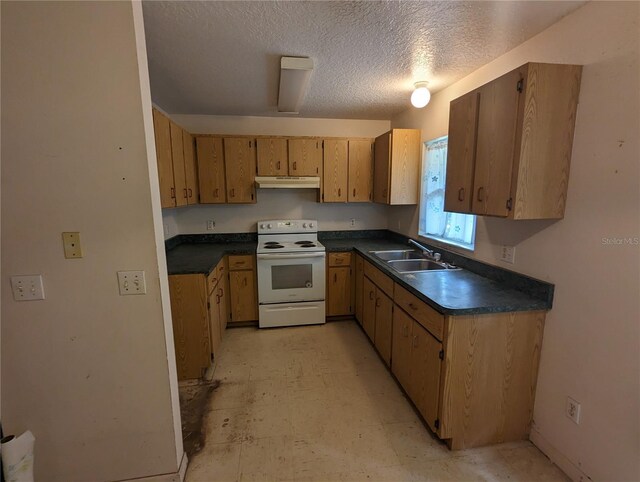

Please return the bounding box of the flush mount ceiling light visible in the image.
[277,56,314,114]
[411,81,431,108]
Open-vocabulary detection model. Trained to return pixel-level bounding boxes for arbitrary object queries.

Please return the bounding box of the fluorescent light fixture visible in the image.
[411,81,431,108]
[278,57,314,114]
[255,176,320,189]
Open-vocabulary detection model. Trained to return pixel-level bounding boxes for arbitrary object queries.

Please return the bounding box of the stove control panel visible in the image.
[258,219,318,234]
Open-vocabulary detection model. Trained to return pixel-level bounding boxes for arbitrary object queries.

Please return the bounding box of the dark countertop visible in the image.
[165,232,553,315]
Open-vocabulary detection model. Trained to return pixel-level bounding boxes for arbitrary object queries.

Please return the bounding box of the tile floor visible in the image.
[186,321,569,482]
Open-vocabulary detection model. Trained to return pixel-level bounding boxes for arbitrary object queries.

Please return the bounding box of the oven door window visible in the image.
[271,264,313,290]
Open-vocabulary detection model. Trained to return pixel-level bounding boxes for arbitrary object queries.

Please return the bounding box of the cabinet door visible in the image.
[170,121,188,207]
[348,140,373,202]
[327,266,351,316]
[229,270,258,322]
[168,275,210,380]
[445,92,479,214]
[373,290,393,366]
[197,137,226,203]
[208,286,222,357]
[152,109,176,208]
[288,138,322,176]
[257,138,288,176]
[354,255,364,325]
[472,69,521,216]
[218,266,229,335]
[410,321,442,432]
[224,138,257,203]
[323,139,348,202]
[391,307,413,391]
[389,129,421,205]
[182,131,199,205]
[373,132,391,203]
[362,277,376,341]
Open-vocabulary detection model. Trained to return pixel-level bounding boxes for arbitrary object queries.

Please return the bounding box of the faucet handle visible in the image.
[433,252,442,262]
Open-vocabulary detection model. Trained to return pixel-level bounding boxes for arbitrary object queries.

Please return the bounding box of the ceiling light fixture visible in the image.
[411,81,431,108]
[277,56,314,114]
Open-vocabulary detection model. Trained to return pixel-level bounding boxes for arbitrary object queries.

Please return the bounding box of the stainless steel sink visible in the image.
[369,249,423,261]
[387,259,449,273]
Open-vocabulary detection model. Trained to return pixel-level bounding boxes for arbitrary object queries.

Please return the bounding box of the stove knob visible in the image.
[267,224,273,229]
[302,223,307,228]
[309,223,314,228]
[260,223,265,229]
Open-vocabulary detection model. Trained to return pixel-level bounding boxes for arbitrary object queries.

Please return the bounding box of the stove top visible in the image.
[256,219,324,254]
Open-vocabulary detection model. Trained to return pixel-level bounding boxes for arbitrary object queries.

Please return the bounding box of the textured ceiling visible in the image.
[142,1,584,120]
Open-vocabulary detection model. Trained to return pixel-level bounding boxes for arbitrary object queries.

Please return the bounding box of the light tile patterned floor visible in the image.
[186,321,569,482]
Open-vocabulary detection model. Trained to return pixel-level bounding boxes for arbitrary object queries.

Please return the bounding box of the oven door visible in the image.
[257,252,326,304]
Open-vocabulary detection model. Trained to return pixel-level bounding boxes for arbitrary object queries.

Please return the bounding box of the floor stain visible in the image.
[179,379,220,456]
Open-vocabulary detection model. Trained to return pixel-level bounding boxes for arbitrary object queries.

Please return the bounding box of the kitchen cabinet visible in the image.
[354,254,364,325]
[168,274,211,380]
[224,138,257,203]
[182,130,199,205]
[445,62,582,219]
[288,138,322,176]
[197,137,226,203]
[323,139,348,202]
[326,252,353,316]
[348,140,373,202]
[362,261,394,365]
[169,121,188,207]
[373,129,421,205]
[228,255,258,322]
[152,108,177,208]
[257,138,288,176]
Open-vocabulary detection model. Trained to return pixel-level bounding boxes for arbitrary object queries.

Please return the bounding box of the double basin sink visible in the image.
[369,249,460,274]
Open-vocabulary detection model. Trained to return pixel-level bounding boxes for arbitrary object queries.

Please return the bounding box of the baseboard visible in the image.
[119,452,188,482]
[530,428,591,482]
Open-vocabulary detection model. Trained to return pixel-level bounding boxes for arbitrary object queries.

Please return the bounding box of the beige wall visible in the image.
[390,2,640,481]
[163,116,391,237]
[1,2,181,481]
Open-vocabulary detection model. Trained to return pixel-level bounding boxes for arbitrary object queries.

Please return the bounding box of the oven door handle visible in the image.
[257,253,326,260]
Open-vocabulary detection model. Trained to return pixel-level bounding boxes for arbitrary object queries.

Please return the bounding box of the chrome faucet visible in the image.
[409,239,434,257]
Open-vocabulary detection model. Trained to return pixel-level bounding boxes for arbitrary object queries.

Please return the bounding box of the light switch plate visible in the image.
[11,275,45,301]
[117,271,146,295]
[62,232,83,258]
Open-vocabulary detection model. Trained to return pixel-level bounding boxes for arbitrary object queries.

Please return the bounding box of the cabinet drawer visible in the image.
[394,284,444,341]
[228,255,254,271]
[364,261,394,297]
[216,258,226,280]
[328,252,352,267]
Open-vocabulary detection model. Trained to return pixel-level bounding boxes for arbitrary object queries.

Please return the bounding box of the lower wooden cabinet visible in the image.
[228,255,258,322]
[361,262,394,365]
[326,252,354,316]
[362,277,376,340]
[354,254,364,324]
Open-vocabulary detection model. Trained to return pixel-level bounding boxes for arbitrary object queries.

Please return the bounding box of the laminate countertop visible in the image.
[165,235,553,316]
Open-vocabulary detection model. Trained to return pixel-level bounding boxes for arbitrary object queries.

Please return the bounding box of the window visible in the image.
[418,136,476,250]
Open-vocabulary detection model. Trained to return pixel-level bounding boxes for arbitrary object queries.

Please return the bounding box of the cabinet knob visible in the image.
[183,188,188,199]
[353,188,356,197]
[413,335,418,348]
[369,291,374,300]
[170,187,176,199]
[375,297,381,308]
[458,188,465,201]
[214,188,219,198]
[477,186,485,202]
[338,188,342,197]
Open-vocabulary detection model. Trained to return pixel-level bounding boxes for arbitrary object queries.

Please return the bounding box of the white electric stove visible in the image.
[256,220,326,328]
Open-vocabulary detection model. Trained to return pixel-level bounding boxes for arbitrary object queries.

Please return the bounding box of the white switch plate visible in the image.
[500,245,516,264]
[566,396,581,424]
[11,275,45,301]
[207,220,216,230]
[117,271,146,295]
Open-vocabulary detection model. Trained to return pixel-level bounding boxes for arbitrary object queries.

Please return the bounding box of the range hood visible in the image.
[255,176,320,189]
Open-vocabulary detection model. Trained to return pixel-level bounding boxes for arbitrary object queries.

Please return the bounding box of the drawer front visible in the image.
[228,255,254,271]
[216,258,226,280]
[364,261,394,297]
[394,284,444,341]
[207,270,218,294]
[328,252,352,267]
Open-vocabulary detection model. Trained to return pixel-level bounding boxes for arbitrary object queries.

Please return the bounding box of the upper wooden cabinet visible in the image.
[182,131,199,205]
[445,62,582,219]
[323,139,348,202]
[257,138,288,176]
[169,121,188,207]
[223,138,257,204]
[288,138,322,176]
[348,140,373,202]
[152,109,177,208]
[197,137,226,203]
[373,129,421,205]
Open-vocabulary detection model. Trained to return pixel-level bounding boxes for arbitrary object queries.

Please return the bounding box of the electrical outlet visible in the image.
[207,220,216,230]
[566,397,581,424]
[117,271,146,295]
[350,218,356,227]
[11,275,45,301]
[500,245,516,264]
